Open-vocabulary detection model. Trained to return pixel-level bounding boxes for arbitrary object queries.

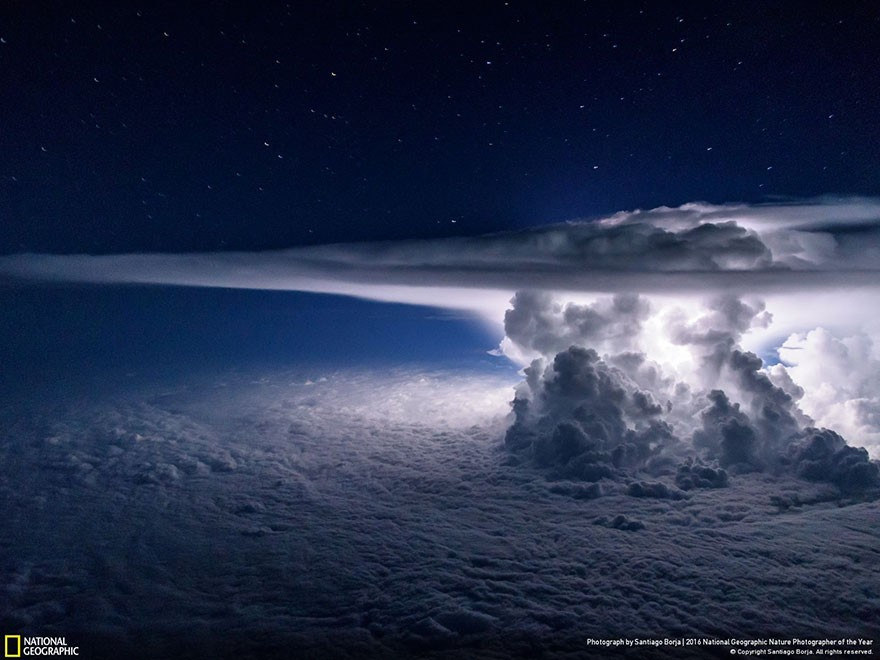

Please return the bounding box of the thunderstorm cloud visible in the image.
[3,197,879,466]
[3,198,880,656]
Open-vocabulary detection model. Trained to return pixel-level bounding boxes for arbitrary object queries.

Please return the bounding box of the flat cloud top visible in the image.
[2,197,879,301]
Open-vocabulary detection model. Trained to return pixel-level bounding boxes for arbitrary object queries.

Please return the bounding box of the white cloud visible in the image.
[2,197,879,303]
[777,328,880,453]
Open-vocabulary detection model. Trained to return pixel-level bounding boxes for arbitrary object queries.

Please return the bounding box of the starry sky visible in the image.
[2,1,878,255]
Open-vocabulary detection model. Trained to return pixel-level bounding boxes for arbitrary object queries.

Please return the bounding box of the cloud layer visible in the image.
[2,368,879,657]
[2,197,880,303]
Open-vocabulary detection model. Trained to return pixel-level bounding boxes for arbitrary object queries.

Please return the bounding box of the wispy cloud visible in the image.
[2,198,879,304]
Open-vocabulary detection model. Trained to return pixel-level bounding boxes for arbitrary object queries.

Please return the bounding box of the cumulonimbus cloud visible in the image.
[3,196,879,470]
[501,289,879,487]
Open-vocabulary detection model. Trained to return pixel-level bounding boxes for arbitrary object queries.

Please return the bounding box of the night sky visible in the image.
[2,1,878,254]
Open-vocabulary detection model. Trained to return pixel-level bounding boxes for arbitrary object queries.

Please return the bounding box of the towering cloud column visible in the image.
[500,291,879,492]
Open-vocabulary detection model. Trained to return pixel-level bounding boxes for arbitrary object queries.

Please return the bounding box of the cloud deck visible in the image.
[2,370,878,657]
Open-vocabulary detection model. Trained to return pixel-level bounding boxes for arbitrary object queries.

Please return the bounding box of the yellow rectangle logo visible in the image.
[4,635,21,658]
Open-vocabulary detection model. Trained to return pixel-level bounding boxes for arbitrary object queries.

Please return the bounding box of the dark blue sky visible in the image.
[0,283,512,392]
[1,1,878,254]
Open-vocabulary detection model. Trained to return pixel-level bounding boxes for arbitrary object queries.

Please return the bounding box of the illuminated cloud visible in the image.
[2,197,878,468]
[1,197,879,303]
[776,328,880,451]
[500,289,880,485]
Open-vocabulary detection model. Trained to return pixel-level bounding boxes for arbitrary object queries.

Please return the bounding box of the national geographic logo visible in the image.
[4,636,79,657]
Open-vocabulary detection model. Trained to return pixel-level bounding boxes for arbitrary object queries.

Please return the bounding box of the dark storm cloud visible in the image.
[665,295,807,453]
[504,345,684,481]
[2,198,879,297]
[788,428,880,493]
[504,291,651,356]
[501,288,879,493]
